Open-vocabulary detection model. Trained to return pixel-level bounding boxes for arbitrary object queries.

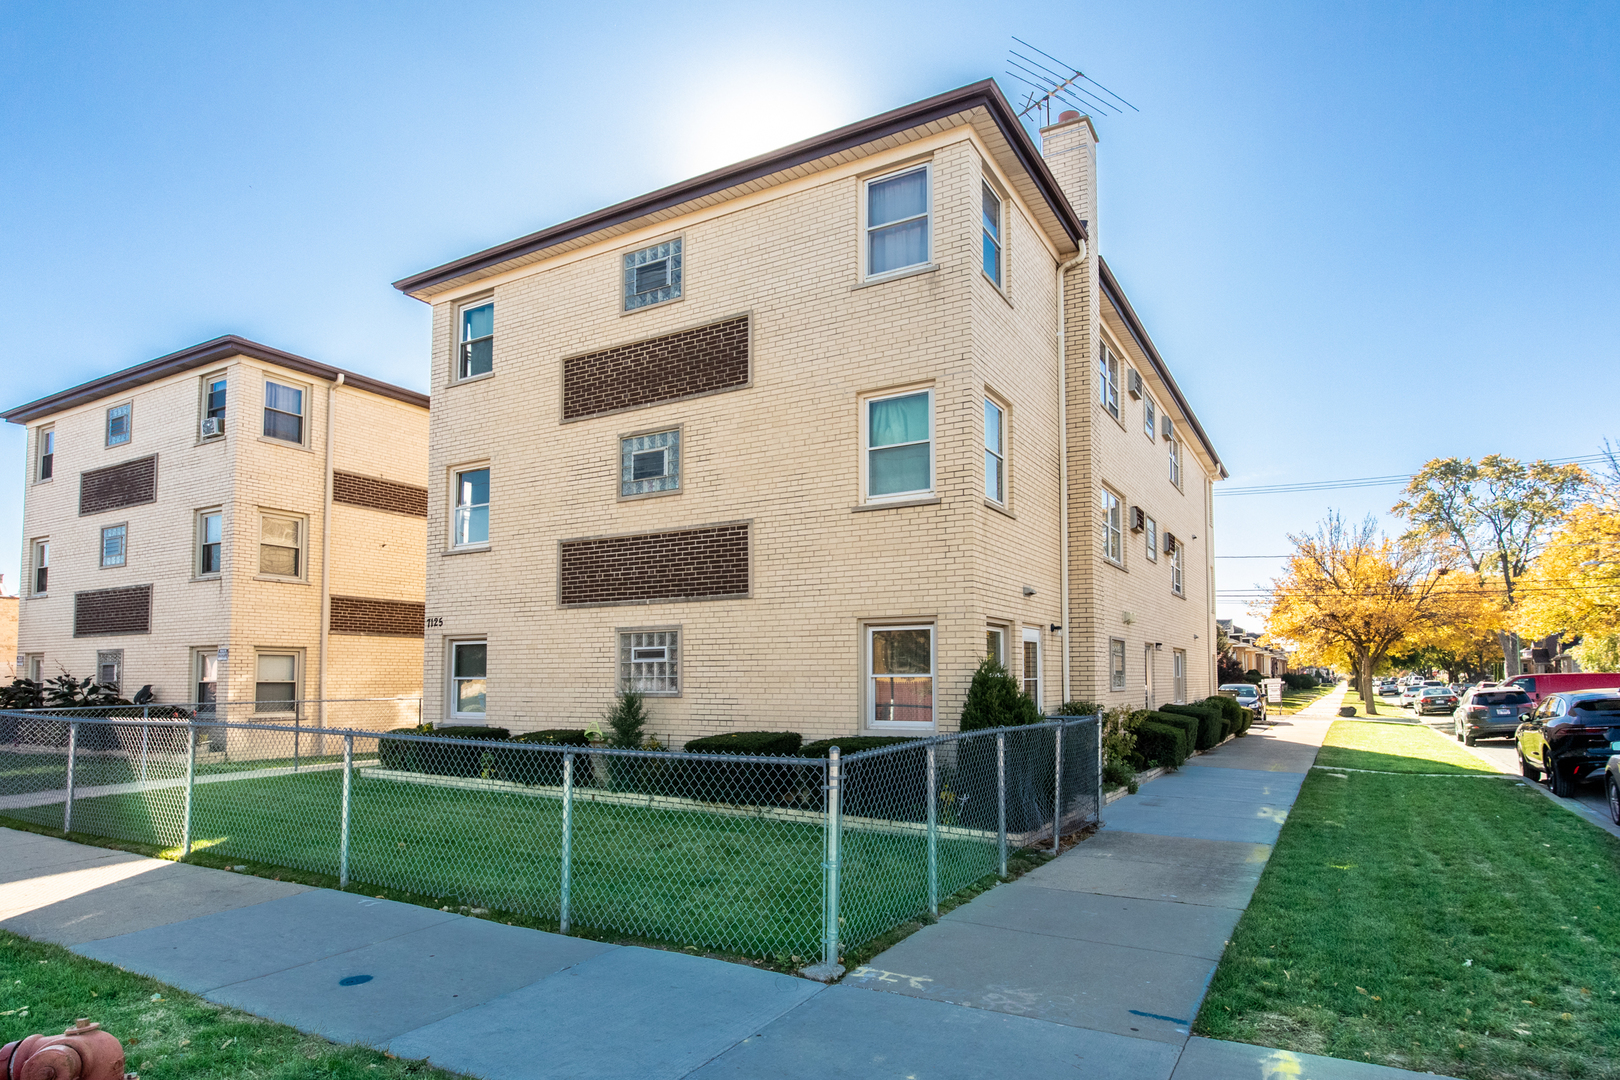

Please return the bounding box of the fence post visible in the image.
[559,751,574,934]
[181,722,197,856]
[926,742,939,916]
[63,722,78,835]
[823,748,843,971]
[293,714,301,773]
[1094,716,1103,827]
[139,705,149,783]
[1052,723,1064,855]
[996,731,1007,879]
[339,734,353,888]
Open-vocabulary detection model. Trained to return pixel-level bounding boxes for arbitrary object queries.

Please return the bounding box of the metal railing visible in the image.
[0,710,1098,966]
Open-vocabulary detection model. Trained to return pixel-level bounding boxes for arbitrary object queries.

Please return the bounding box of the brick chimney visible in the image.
[1040,110,1099,242]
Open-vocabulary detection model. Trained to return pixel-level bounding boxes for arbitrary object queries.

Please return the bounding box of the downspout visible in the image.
[318,372,344,730]
[1057,243,1087,704]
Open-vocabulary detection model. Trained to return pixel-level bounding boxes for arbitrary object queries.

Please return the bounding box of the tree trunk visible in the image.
[1358,652,1378,716]
[1498,630,1522,678]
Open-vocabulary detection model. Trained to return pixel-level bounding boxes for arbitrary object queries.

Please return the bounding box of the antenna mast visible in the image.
[1005,38,1139,126]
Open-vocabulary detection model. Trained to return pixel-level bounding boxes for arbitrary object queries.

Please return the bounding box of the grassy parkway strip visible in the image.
[1196,720,1620,1079]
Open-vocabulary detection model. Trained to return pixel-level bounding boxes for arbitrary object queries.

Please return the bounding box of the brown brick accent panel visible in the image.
[79,455,157,516]
[330,595,426,636]
[333,471,429,517]
[559,523,750,606]
[74,584,152,637]
[562,315,750,420]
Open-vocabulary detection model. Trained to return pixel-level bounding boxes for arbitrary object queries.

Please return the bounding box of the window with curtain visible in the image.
[454,468,490,546]
[195,651,218,712]
[255,653,298,713]
[451,641,487,717]
[866,167,929,277]
[198,511,222,575]
[867,390,931,498]
[981,183,1002,286]
[259,514,302,577]
[459,301,494,379]
[263,381,304,443]
[984,397,1006,504]
[870,625,933,727]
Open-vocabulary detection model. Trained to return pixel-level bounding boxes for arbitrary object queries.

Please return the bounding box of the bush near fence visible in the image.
[1148,711,1199,754]
[1136,721,1189,767]
[1159,703,1224,750]
[1200,694,1250,736]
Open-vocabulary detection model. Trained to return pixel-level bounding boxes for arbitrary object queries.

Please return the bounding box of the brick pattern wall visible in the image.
[79,455,157,515]
[330,595,426,637]
[559,523,749,607]
[561,315,750,421]
[73,584,152,637]
[333,471,429,517]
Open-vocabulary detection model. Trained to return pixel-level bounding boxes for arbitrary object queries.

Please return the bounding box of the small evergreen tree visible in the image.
[604,690,649,749]
[959,656,1040,731]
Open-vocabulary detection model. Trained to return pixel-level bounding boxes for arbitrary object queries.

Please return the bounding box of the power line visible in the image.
[1215,454,1608,497]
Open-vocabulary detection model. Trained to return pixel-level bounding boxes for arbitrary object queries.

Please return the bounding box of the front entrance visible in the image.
[1144,644,1156,711]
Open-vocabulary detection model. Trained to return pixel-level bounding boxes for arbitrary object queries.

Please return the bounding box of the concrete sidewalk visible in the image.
[3,686,1454,1079]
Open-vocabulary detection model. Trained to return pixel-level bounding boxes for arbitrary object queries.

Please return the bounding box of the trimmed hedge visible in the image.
[800,736,917,757]
[1150,711,1199,753]
[683,731,803,756]
[1136,721,1188,767]
[1167,703,1225,751]
[378,725,510,778]
[681,731,806,804]
[1200,695,1250,736]
[499,729,591,786]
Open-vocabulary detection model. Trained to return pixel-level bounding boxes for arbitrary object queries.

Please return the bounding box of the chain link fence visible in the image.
[0,709,1097,967]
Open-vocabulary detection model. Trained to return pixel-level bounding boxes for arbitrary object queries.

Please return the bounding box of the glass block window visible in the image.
[623,239,683,310]
[867,389,931,499]
[100,524,127,567]
[106,403,132,446]
[621,429,680,497]
[620,630,679,695]
[96,650,123,692]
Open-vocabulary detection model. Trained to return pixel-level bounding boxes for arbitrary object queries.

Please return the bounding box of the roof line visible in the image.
[1096,257,1227,479]
[3,335,429,425]
[393,79,1086,299]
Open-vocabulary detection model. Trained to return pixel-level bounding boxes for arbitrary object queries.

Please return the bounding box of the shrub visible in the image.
[681,731,807,805]
[807,738,928,820]
[603,691,649,750]
[800,736,917,757]
[1055,700,1104,717]
[1160,703,1223,751]
[1135,721,1188,768]
[1099,705,1143,775]
[1282,672,1319,691]
[495,729,592,787]
[1102,758,1136,788]
[1149,711,1199,753]
[959,656,1041,731]
[0,678,44,710]
[683,731,803,756]
[1243,669,1264,684]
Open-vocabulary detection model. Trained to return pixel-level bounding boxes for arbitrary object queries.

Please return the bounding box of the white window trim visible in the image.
[447,637,488,720]
[1143,394,1157,441]
[195,508,224,579]
[1145,515,1158,563]
[199,371,228,441]
[981,180,1004,291]
[865,622,937,733]
[1169,438,1183,489]
[1109,638,1128,692]
[862,385,935,505]
[1098,346,1120,420]
[986,624,1008,667]
[192,647,220,710]
[105,401,133,448]
[29,538,49,597]
[984,393,1008,507]
[617,625,682,697]
[450,462,492,551]
[1101,487,1124,566]
[861,163,932,283]
[1021,627,1042,711]
[253,649,303,715]
[261,377,310,447]
[455,295,495,383]
[1170,538,1185,597]
[99,522,129,569]
[35,426,54,484]
[256,510,308,582]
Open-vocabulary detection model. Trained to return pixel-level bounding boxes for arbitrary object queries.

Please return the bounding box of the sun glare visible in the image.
[663,62,860,177]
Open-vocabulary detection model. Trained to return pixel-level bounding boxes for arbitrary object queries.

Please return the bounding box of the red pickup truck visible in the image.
[1505,672,1620,705]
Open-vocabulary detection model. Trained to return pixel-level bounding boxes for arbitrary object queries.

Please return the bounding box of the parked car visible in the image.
[1515,691,1620,797]
[1454,686,1534,745]
[1400,681,1444,708]
[1219,682,1266,722]
[1503,672,1620,705]
[1606,755,1620,826]
[1413,686,1459,716]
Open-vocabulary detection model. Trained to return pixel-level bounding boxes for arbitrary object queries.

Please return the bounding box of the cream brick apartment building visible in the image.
[395,80,1226,741]
[4,337,430,723]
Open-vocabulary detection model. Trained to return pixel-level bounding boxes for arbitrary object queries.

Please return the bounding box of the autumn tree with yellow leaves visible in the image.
[1513,446,1620,665]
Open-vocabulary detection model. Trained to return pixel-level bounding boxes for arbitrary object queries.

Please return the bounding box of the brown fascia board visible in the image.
[393,79,1087,300]
[2,335,429,425]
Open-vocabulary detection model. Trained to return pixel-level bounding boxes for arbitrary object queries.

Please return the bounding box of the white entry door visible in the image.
[1144,644,1156,711]
[1021,627,1042,713]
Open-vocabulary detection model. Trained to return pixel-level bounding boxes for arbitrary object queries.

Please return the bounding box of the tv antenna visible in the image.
[1006,38,1138,126]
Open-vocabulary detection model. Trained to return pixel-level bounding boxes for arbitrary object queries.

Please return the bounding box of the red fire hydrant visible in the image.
[0,1018,136,1079]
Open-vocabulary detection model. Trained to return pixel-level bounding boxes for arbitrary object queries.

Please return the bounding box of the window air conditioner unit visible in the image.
[1161,415,1176,442]
[1165,532,1178,554]
[1127,369,1143,399]
[1130,506,1146,532]
[200,418,222,437]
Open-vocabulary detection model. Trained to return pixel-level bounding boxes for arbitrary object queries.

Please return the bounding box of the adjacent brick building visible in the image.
[395,80,1226,740]
[5,337,429,726]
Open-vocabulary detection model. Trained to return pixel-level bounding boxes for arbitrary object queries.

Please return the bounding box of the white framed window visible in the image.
[1170,538,1185,596]
[981,183,1002,287]
[620,430,680,497]
[865,164,930,278]
[1143,394,1156,441]
[36,427,54,481]
[623,239,683,311]
[258,512,305,579]
[986,626,1006,667]
[197,510,223,576]
[30,539,49,596]
[100,524,127,568]
[194,649,219,710]
[458,299,494,379]
[25,654,43,683]
[865,388,932,500]
[1098,346,1119,419]
[1100,488,1123,564]
[619,629,680,695]
[1169,437,1183,488]
[453,467,490,547]
[96,650,123,692]
[201,373,227,438]
[1021,627,1041,707]
[1173,649,1187,704]
[984,396,1006,505]
[263,380,305,444]
[1109,638,1127,691]
[255,651,300,713]
[449,639,487,719]
[106,402,132,447]
[868,624,934,729]
[1145,515,1158,563]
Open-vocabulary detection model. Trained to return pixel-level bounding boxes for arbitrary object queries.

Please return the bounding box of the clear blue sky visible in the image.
[4,1,1616,625]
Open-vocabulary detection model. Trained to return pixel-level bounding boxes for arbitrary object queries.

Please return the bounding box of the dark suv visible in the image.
[1454,687,1533,745]
[1516,691,1620,797]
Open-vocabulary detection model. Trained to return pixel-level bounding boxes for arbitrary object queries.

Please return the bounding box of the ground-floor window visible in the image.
[449,639,487,719]
[619,628,679,695]
[868,624,934,729]
[1109,638,1127,691]
[25,654,43,683]
[194,649,218,713]
[1021,628,1041,709]
[986,626,1006,667]
[96,650,123,692]
[1173,648,1187,704]
[255,652,299,713]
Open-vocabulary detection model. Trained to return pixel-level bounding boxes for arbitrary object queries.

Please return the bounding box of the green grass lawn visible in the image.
[0,931,468,1079]
[1270,684,1333,716]
[3,768,998,961]
[1196,720,1620,1079]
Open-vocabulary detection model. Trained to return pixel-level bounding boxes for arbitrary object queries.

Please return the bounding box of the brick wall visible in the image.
[558,523,749,606]
[79,455,157,515]
[74,584,152,636]
[333,472,428,517]
[560,315,749,421]
[330,595,426,636]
